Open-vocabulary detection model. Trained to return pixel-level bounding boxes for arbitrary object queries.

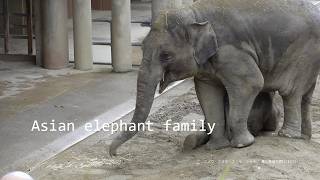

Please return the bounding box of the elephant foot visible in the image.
[231,131,255,148]
[183,131,209,151]
[205,136,230,150]
[302,127,312,140]
[301,133,311,140]
[278,127,301,138]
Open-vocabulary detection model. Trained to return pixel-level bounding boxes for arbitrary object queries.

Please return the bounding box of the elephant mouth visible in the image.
[159,79,167,94]
[159,72,169,94]
[159,71,187,94]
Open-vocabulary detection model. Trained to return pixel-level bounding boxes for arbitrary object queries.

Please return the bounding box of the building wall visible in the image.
[0,0,26,35]
[91,0,112,10]
[68,0,149,16]
[0,1,3,34]
[68,0,112,18]
[68,0,112,14]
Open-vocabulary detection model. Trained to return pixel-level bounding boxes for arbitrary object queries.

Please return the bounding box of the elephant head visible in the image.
[109,10,218,156]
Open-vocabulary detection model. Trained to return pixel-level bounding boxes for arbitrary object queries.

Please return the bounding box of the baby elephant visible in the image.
[109,0,320,156]
[183,91,280,151]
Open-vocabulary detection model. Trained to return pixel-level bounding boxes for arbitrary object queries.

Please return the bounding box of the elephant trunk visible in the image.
[109,65,161,156]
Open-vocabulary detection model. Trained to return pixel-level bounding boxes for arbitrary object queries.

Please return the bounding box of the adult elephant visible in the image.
[109,0,320,156]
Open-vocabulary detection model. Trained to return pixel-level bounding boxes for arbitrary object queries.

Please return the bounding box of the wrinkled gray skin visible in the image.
[109,0,320,156]
[247,93,280,137]
[183,91,280,151]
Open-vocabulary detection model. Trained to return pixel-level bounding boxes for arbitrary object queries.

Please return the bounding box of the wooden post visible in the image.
[3,0,9,54]
[34,0,42,66]
[26,0,33,55]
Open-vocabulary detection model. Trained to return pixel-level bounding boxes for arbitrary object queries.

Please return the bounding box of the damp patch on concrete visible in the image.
[0,60,113,100]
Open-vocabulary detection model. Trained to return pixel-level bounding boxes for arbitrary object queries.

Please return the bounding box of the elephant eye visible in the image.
[160,52,173,62]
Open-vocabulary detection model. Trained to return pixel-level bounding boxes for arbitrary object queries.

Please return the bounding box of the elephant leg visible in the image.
[278,94,302,138]
[246,92,280,136]
[226,87,261,147]
[262,93,280,132]
[183,78,229,151]
[262,105,279,132]
[247,92,271,136]
[301,83,316,139]
[216,45,264,148]
[183,131,209,151]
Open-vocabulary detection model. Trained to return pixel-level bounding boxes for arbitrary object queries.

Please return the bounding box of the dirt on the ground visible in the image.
[31,83,320,180]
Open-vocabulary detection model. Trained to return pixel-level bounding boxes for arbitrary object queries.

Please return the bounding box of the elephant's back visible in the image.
[192,0,320,52]
[194,0,320,29]
[206,0,319,14]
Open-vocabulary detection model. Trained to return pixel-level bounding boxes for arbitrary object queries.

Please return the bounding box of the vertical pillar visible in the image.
[73,0,93,71]
[41,0,69,69]
[152,0,182,23]
[111,0,132,72]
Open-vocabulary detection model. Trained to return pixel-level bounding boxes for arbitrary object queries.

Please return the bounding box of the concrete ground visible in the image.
[1,1,320,179]
[0,58,183,176]
[0,60,141,174]
[0,1,151,174]
[27,78,320,180]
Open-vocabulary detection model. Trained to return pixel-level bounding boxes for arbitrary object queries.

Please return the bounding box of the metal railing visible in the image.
[91,18,151,47]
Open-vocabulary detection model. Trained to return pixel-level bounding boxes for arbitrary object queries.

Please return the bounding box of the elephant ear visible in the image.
[187,21,218,65]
